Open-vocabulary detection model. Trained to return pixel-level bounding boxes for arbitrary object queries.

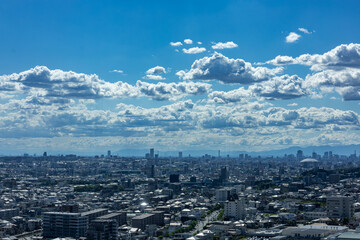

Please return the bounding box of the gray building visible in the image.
[42,212,88,239]
[327,196,354,219]
[87,219,118,240]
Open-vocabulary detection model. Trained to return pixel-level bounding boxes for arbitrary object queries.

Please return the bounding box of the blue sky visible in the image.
[1,0,360,155]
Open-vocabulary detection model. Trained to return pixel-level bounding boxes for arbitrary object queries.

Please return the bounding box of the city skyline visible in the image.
[1,1,360,155]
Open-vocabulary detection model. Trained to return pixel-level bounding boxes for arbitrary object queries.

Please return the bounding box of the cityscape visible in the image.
[1,148,360,239]
[1,0,360,239]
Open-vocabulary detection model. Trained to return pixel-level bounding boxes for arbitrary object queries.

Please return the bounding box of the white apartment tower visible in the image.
[224,198,246,220]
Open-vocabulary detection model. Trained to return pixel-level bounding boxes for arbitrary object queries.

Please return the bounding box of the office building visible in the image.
[87,219,118,240]
[132,213,155,230]
[131,211,164,230]
[98,212,127,226]
[220,166,229,182]
[42,212,88,239]
[81,208,108,224]
[327,196,354,219]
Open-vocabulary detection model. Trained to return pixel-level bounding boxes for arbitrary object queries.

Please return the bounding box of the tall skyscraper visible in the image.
[296,150,304,160]
[107,150,111,158]
[220,166,229,182]
[179,151,182,158]
[150,148,154,159]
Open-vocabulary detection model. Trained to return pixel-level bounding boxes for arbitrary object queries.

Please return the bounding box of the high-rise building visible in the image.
[220,166,229,182]
[216,188,236,203]
[146,164,155,178]
[107,150,111,158]
[42,212,88,239]
[327,196,354,219]
[225,198,246,220]
[296,150,304,160]
[150,148,154,159]
[179,151,182,158]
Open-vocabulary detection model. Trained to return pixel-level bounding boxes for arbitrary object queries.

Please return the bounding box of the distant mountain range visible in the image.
[116,144,360,158]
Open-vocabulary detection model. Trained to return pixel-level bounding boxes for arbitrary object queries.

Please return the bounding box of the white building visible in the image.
[224,198,246,220]
[215,188,235,203]
[282,224,348,239]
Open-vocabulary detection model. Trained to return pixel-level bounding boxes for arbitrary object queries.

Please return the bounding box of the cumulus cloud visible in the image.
[265,55,296,65]
[184,39,193,44]
[0,66,138,99]
[209,87,252,104]
[211,41,238,49]
[305,68,360,100]
[136,80,211,101]
[266,43,360,70]
[182,47,206,54]
[208,74,307,103]
[286,32,301,43]
[170,41,183,46]
[146,66,166,75]
[177,52,283,84]
[0,66,212,104]
[250,75,307,100]
[145,75,165,80]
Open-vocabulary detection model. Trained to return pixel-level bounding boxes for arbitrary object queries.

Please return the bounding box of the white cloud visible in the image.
[0,66,214,104]
[209,87,252,104]
[287,103,298,107]
[136,81,211,101]
[111,69,124,73]
[146,66,166,75]
[197,41,202,45]
[286,32,301,43]
[250,75,307,100]
[177,52,283,84]
[145,75,165,80]
[298,28,311,34]
[208,74,307,102]
[305,68,360,100]
[211,41,238,49]
[266,43,360,70]
[266,55,296,65]
[184,39,193,44]
[182,47,206,54]
[170,41,183,47]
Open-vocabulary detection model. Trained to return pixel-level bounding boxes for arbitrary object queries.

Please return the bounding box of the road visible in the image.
[190,210,220,235]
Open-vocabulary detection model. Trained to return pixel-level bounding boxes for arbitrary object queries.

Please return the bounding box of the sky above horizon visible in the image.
[1,0,360,155]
